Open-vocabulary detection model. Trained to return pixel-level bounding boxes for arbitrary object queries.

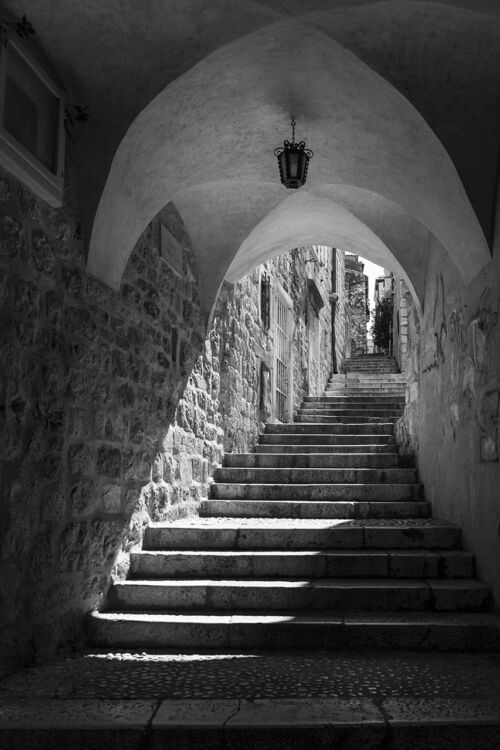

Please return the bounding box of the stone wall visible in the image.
[331,249,348,372]
[0,157,335,674]
[396,234,500,607]
[345,255,369,355]
[0,159,211,675]
[392,278,409,372]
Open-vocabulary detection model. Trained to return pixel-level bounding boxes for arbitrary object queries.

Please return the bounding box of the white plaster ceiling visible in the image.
[4,0,499,315]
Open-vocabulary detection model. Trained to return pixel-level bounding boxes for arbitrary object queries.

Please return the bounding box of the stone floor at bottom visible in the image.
[1,649,500,748]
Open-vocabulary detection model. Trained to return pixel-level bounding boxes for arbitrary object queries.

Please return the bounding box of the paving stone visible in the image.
[0,698,155,750]
[384,698,500,750]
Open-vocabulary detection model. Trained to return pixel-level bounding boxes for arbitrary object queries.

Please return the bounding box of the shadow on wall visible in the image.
[0,165,207,676]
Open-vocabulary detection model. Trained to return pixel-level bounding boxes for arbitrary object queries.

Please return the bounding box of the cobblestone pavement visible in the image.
[2,649,500,701]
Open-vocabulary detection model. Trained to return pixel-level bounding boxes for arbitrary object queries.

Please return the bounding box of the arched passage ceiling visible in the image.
[173,181,432,314]
[86,18,490,308]
[4,0,499,316]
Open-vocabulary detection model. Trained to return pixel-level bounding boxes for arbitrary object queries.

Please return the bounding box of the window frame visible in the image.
[0,37,65,206]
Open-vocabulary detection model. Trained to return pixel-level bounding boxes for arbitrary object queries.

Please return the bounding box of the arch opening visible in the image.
[87,19,490,306]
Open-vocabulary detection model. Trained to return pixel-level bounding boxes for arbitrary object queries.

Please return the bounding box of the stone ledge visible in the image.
[1,697,500,749]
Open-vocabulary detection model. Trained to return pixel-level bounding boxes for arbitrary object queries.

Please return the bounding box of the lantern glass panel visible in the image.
[288,150,299,178]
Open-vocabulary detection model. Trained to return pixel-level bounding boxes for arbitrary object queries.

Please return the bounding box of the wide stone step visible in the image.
[255,443,396,453]
[130,548,474,579]
[324,392,406,398]
[213,467,417,484]
[303,397,405,406]
[331,390,405,395]
[143,519,461,551]
[265,423,394,434]
[88,610,500,650]
[325,373,406,384]
[200,499,431,520]
[295,414,399,423]
[342,364,398,368]
[259,433,395,445]
[326,382,405,388]
[210,483,422,501]
[225,452,409,468]
[298,407,404,415]
[342,368,399,374]
[105,578,489,613]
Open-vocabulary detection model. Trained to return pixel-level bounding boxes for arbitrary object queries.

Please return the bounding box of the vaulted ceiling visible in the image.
[4,0,500,315]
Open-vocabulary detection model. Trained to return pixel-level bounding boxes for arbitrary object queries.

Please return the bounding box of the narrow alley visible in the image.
[0,1,499,747]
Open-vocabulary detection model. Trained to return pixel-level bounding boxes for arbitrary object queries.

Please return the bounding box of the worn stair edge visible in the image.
[129,549,475,579]
[105,577,490,613]
[200,499,431,520]
[254,444,399,453]
[213,468,417,483]
[224,452,410,468]
[87,611,500,651]
[143,521,461,551]
[210,483,423,501]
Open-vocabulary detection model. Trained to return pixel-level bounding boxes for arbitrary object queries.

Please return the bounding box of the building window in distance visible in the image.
[260,271,271,331]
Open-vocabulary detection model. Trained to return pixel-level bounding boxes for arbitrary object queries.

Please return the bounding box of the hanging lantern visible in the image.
[274,119,314,189]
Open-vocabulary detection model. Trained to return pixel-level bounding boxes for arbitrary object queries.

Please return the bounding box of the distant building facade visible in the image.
[345,254,370,355]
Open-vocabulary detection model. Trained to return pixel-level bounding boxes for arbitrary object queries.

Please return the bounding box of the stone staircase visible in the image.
[341,353,399,374]
[88,359,500,650]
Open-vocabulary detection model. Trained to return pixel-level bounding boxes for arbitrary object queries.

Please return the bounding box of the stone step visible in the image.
[210,483,422,501]
[255,443,396,452]
[324,382,406,388]
[130,549,474,579]
[298,407,404,415]
[326,381,405,388]
[201,499,431,520]
[88,610,500,651]
[326,383,405,388]
[213,467,417,484]
[342,363,397,367]
[330,372,405,379]
[342,363,398,368]
[324,391,406,397]
[105,578,490,613]
[323,394,406,401]
[303,397,405,405]
[264,423,394,434]
[295,414,399,423]
[259,433,395,445]
[326,390,406,395]
[225,452,409,468]
[342,368,399,373]
[9,694,500,748]
[143,520,461,551]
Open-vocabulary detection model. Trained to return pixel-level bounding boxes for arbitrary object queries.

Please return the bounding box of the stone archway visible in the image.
[87,20,490,317]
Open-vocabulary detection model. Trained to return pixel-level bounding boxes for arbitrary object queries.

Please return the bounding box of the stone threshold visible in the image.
[1,696,500,749]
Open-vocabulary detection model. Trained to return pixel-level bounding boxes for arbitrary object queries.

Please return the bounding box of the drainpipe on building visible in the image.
[330,292,339,373]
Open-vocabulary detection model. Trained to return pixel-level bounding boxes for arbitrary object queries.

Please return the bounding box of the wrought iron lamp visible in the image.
[274,119,314,189]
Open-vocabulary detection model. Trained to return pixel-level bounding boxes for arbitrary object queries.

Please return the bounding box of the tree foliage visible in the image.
[371,298,393,351]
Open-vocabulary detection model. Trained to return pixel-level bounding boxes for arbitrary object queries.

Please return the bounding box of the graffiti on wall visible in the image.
[479,390,499,462]
[423,272,447,373]
[478,286,498,340]
[448,307,468,353]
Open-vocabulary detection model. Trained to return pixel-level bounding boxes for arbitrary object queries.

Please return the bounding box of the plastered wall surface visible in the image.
[397,236,500,606]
